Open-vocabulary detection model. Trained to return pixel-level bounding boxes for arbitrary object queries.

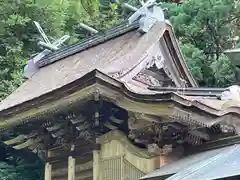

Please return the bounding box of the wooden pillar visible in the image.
[68,145,76,180]
[44,162,52,180]
[68,156,76,180]
[93,150,100,180]
[45,150,52,180]
[93,138,101,180]
[120,155,124,180]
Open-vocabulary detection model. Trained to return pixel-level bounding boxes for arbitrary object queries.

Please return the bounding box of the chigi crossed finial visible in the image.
[123,0,165,34]
[24,21,70,79]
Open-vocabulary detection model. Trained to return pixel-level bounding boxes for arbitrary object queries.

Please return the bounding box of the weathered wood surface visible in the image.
[53,169,93,180]
[45,162,52,180]
[52,161,93,177]
[68,156,75,180]
[93,150,100,180]
[98,130,155,174]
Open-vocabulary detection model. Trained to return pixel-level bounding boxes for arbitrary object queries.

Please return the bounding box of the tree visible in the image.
[163,0,240,87]
[0,0,123,100]
[0,0,69,100]
[0,142,43,180]
[0,0,240,179]
[0,1,122,178]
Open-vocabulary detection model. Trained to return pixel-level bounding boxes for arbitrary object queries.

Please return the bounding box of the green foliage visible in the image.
[237,39,240,48]
[210,54,236,87]
[0,156,43,180]
[179,42,205,83]
[0,0,67,100]
[0,0,122,100]
[0,0,240,179]
[0,1,123,178]
[0,144,43,180]
[163,0,240,86]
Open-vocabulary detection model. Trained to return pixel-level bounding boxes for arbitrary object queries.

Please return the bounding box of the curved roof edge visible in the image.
[165,21,198,87]
[0,20,199,112]
[0,70,239,130]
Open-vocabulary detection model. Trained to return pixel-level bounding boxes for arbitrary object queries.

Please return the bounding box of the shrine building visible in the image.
[0,4,240,180]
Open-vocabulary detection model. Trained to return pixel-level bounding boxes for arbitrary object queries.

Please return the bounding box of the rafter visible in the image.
[46,123,63,132]
[104,121,118,130]
[13,136,43,150]
[52,129,67,138]
[70,115,86,125]
[189,130,210,140]
[109,115,124,124]
[4,135,26,145]
[3,131,39,146]
[76,122,90,131]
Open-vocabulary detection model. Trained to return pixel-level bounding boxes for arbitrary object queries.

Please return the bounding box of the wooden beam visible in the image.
[76,177,92,180]
[70,115,86,125]
[47,151,93,164]
[104,121,118,130]
[47,142,99,164]
[74,170,93,180]
[13,136,43,150]
[4,135,26,145]
[52,170,92,180]
[53,177,92,180]
[13,139,34,149]
[46,123,63,132]
[48,138,93,153]
[28,143,40,151]
[76,122,90,131]
[109,115,124,124]
[74,139,95,149]
[52,161,93,177]
[189,130,210,140]
[51,129,67,138]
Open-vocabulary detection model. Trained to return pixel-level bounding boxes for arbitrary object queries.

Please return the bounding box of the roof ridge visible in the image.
[37,20,139,68]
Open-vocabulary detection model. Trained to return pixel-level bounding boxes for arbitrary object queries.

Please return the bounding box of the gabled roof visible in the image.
[0,70,239,130]
[0,21,197,113]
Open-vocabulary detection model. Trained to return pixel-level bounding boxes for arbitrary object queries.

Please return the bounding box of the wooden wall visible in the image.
[44,131,184,180]
[94,130,157,180]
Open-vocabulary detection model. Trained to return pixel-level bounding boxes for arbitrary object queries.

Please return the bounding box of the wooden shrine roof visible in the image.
[0,69,239,131]
[0,20,197,113]
[0,20,239,134]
